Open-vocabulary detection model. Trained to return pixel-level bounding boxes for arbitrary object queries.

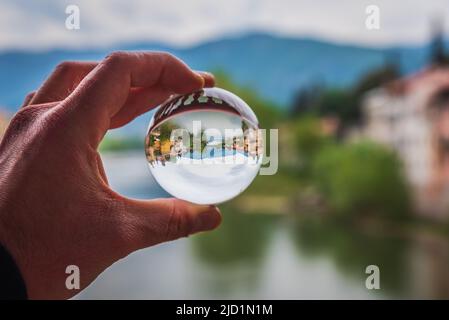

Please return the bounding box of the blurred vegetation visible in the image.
[291,63,399,128]
[99,135,142,152]
[292,116,332,173]
[284,62,411,218]
[313,141,410,218]
[244,169,302,197]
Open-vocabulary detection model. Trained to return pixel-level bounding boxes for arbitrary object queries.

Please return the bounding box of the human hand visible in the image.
[0,52,221,299]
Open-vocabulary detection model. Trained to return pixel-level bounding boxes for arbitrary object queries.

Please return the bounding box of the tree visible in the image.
[314,89,358,126]
[290,59,400,129]
[293,116,332,172]
[290,83,324,116]
[353,62,400,97]
[429,18,449,66]
[313,141,410,218]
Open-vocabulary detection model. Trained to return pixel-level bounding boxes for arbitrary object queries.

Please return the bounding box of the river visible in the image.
[74,151,449,299]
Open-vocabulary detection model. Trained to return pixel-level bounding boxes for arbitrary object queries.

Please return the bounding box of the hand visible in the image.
[0,51,221,299]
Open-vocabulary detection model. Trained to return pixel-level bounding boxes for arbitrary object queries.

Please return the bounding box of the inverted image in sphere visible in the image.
[145,87,263,205]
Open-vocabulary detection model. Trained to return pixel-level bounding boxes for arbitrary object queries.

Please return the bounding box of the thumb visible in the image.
[118,198,222,253]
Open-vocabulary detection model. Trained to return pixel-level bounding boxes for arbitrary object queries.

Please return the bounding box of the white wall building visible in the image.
[363,67,449,218]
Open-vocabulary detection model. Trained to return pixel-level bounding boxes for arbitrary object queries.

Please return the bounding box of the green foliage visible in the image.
[244,170,302,196]
[292,116,332,171]
[353,63,399,96]
[287,63,411,218]
[290,117,411,219]
[291,63,400,127]
[429,25,449,66]
[99,135,142,152]
[313,89,358,126]
[213,70,283,129]
[158,121,178,141]
[291,87,359,126]
[313,141,410,218]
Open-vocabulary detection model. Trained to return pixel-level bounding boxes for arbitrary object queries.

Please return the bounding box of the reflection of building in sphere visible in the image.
[145,88,262,204]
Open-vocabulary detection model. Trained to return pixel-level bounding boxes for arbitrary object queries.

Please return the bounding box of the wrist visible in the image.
[0,240,28,299]
[0,200,29,299]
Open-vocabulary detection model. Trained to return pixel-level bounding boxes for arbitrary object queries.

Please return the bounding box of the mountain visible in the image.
[0,33,433,135]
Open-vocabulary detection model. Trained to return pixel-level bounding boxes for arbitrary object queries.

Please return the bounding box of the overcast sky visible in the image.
[1,0,449,50]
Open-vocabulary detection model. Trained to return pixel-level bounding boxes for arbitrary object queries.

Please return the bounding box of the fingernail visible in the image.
[196,71,215,87]
[196,72,206,88]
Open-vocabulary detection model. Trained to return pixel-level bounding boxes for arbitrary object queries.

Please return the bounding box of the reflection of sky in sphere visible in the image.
[146,88,261,205]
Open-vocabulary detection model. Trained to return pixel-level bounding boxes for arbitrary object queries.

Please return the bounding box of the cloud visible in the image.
[0,0,449,50]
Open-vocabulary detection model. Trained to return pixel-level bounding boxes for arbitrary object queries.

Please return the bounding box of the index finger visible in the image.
[59,51,211,146]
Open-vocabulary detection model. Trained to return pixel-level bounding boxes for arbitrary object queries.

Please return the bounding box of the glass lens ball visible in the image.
[145,87,263,205]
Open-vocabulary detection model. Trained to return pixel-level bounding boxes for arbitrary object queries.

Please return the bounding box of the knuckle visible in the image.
[160,51,175,60]
[103,51,130,67]
[1,105,51,144]
[25,91,36,101]
[54,61,77,75]
[18,104,72,142]
[20,91,36,108]
[13,104,47,124]
[159,51,179,65]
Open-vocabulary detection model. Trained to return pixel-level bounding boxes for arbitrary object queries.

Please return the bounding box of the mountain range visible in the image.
[0,32,437,135]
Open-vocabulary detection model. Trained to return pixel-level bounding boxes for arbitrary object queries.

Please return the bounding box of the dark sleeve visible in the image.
[0,243,27,300]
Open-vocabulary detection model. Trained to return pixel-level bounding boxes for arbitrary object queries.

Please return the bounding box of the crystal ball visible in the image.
[145,87,263,205]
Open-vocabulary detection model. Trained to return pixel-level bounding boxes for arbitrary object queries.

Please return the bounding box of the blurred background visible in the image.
[2,0,449,299]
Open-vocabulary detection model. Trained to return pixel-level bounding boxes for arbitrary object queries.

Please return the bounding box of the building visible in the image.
[363,67,449,218]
